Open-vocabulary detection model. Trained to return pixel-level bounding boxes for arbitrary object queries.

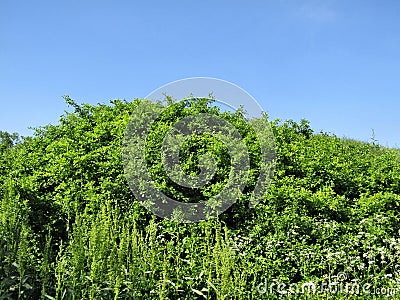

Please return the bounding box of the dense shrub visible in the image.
[1,97,399,299]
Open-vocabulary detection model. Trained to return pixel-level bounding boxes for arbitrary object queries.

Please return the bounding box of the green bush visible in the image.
[1,97,399,299]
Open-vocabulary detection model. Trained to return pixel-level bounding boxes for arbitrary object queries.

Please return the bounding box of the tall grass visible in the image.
[50,199,260,299]
[3,191,399,299]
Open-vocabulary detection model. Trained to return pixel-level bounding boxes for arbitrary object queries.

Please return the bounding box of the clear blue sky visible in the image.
[1,0,399,147]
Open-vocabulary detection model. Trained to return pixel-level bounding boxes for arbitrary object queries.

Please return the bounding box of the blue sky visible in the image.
[1,0,399,147]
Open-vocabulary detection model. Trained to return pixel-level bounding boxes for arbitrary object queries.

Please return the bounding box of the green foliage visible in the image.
[138,98,263,222]
[1,97,399,299]
[0,131,19,153]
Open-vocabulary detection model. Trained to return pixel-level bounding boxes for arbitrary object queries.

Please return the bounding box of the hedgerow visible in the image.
[0,98,399,299]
